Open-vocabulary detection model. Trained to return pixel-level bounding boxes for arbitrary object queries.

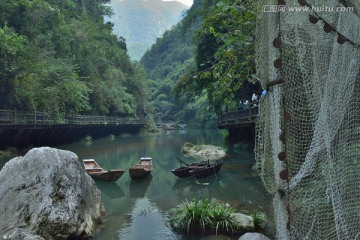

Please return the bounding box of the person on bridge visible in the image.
[243,100,250,109]
[239,100,244,107]
[251,92,258,102]
[239,100,248,109]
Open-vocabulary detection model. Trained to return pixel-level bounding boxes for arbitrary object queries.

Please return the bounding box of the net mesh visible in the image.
[254,1,360,239]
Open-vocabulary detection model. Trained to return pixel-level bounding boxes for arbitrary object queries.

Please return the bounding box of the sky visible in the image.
[162,0,193,6]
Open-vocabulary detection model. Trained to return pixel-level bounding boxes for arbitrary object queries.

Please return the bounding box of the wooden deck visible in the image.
[0,110,146,127]
[0,109,146,149]
[217,106,258,129]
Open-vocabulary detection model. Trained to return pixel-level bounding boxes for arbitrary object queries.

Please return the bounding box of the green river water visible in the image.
[0,129,272,239]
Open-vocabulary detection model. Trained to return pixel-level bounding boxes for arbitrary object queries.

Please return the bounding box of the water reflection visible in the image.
[118,197,178,240]
[95,181,125,199]
[129,175,153,198]
[172,174,223,192]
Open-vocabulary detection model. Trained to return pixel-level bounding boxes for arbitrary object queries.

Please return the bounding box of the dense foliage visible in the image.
[0,0,148,118]
[174,0,259,113]
[1,0,260,126]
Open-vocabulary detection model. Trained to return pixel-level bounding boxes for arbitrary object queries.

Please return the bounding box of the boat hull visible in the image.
[171,167,191,178]
[83,159,125,182]
[189,161,223,179]
[129,168,151,180]
[171,161,208,178]
[88,170,125,182]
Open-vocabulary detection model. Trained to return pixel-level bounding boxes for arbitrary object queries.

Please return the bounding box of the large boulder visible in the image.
[0,147,105,240]
[181,142,226,160]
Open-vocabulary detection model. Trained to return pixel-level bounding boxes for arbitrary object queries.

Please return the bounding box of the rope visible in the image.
[212,165,217,180]
[176,157,190,166]
[354,232,360,240]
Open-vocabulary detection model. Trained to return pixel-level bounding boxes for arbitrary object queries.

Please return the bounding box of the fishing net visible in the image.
[254,0,360,239]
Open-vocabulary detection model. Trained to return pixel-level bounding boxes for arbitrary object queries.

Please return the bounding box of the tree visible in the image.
[0,24,27,108]
[175,0,259,113]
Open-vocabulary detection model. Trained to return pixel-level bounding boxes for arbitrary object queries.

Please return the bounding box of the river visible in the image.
[0,129,272,239]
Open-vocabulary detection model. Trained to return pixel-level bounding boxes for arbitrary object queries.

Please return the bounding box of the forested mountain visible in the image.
[140,0,259,127]
[140,0,208,127]
[107,0,188,61]
[0,0,148,119]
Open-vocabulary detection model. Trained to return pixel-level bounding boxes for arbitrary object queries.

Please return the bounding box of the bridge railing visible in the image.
[218,105,258,128]
[0,110,146,125]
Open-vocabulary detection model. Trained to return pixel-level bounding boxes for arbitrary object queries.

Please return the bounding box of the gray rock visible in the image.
[239,232,271,240]
[0,147,105,240]
[1,228,44,240]
[232,213,255,231]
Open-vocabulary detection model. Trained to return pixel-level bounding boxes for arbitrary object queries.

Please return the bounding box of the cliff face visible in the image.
[106,0,188,60]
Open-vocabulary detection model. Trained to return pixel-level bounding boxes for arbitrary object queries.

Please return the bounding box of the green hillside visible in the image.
[0,0,148,119]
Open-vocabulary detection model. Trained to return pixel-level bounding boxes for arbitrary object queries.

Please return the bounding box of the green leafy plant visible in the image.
[251,211,267,230]
[209,200,235,234]
[169,198,235,235]
[170,198,212,234]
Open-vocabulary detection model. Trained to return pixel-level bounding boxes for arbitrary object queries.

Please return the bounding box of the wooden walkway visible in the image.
[217,106,258,129]
[0,110,146,128]
[0,110,146,149]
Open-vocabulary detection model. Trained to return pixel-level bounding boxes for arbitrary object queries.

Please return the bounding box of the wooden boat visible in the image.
[189,161,223,179]
[171,160,208,178]
[129,157,152,180]
[83,159,125,182]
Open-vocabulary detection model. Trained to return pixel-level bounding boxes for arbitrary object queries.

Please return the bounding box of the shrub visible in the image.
[251,211,267,230]
[169,198,235,235]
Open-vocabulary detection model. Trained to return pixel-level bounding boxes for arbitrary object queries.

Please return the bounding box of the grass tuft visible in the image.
[169,198,235,235]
